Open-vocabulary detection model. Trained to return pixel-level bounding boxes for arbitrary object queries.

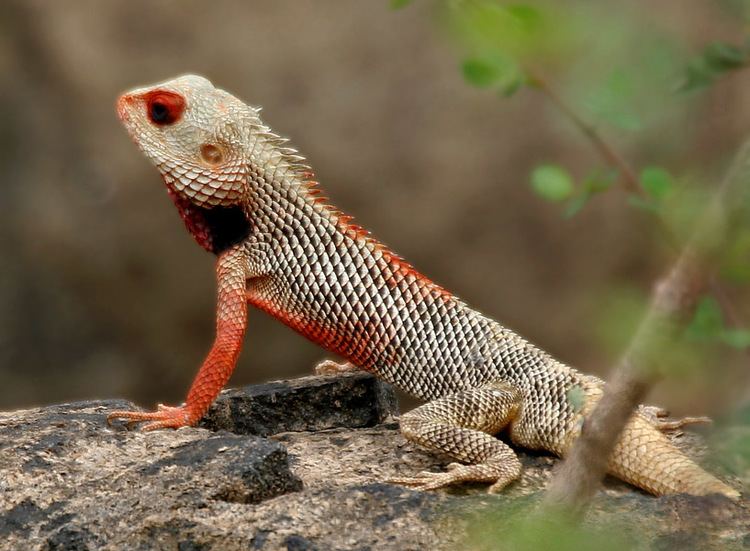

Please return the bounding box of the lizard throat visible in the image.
[166,186,251,254]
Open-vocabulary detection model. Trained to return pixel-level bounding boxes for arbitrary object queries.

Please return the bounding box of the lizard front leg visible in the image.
[390,381,523,493]
[108,246,249,430]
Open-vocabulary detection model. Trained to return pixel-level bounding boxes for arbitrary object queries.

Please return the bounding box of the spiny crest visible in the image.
[249,122,314,182]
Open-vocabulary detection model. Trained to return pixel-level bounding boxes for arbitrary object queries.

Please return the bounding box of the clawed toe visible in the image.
[388,470,459,491]
[107,404,192,431]
[640,406,712,432]
[654,415,712,432]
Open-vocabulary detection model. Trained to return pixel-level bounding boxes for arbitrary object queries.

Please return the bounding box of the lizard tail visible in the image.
[608,412,740,498]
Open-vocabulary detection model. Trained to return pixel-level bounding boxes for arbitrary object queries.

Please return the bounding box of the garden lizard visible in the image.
[109,75,739,498]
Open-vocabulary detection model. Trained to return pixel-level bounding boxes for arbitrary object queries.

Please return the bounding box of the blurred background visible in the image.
[1,0,748,420]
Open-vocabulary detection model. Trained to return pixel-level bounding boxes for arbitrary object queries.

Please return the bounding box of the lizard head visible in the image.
[117,74,257,209]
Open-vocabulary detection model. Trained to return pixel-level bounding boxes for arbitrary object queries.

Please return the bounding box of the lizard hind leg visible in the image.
[389,381,523,493]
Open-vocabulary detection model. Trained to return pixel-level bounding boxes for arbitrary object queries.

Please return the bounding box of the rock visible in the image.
[0,373,747,550]
[200,372,398,435]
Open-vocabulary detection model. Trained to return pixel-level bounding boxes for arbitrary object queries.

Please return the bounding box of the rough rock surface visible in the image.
[0,372,747,550]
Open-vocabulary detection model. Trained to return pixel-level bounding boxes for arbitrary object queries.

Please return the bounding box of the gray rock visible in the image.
[200,372,398,435]
[0,373,747,550]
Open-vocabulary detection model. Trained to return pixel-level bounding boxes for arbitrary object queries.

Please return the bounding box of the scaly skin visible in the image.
[109,75,739,498]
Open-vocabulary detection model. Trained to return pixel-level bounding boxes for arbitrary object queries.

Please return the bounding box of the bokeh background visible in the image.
[1,0,748,418]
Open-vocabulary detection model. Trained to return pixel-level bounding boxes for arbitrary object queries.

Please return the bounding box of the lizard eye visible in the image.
[144,91,185,126]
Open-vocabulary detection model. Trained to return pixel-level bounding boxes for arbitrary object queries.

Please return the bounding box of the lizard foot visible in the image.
[388,462,515,493]
[639,405,711,432]
[314,359,359,375]
[107,404,193,431]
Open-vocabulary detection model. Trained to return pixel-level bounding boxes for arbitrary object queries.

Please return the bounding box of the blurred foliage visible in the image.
[403,8,748,516]
[592,284,748,381]
[463,499,633,551]
[679,41,750,92]
[631,167,674,212]
[405,0,750,359]
[390,0,415,9]
[592,285,651,356]
[722,230,750,283]
[686,296,750,350]
[711,403,750,487]
[529,164,573,202]
[462,56,523,95]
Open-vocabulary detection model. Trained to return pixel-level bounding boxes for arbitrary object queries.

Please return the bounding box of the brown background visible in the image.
[1,0,748,415]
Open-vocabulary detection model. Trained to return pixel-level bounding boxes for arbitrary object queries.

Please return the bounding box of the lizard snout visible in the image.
[116,94,135,123]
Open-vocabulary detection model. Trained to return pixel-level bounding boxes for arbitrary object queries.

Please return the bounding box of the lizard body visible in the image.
[110,75,739,498]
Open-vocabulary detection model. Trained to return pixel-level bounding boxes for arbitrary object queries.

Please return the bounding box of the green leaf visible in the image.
[585,70,642,131]
[562,171,616,218]
[640,167,674,200]
[461,56,524,95]
[722,328,750,349]
[498,76,523,97]
[686,296,724,340]
[530,164,574,202]
[506,5,542,31]
[564,195,590,218]
[686,295,750,350]
[678,57,714,92]
[583,169,617,194]
[462,58,498,87]
[678,41,749,92]
[721,230,750,283]
[704,42,747,71]
[389,0,413,9]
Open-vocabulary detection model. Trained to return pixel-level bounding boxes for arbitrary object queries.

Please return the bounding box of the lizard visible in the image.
[108,74,740,498]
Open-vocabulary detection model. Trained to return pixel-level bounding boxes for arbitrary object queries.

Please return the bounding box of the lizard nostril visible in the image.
[116,95,133,122]
[200,143,224,166]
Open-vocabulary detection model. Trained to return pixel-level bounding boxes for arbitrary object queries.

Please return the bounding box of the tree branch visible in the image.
[540,138,750,518]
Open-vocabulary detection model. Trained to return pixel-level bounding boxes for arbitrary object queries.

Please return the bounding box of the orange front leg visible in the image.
[108,246,248,430]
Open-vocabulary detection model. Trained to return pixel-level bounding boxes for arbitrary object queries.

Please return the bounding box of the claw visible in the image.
[107,404,192,431]
[314,359,359,375]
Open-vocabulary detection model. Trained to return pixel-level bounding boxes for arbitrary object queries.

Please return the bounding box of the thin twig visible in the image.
[540,138,750,518]
[527,69,748,339]
[542,250,707,516]
[526,71,645,198]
